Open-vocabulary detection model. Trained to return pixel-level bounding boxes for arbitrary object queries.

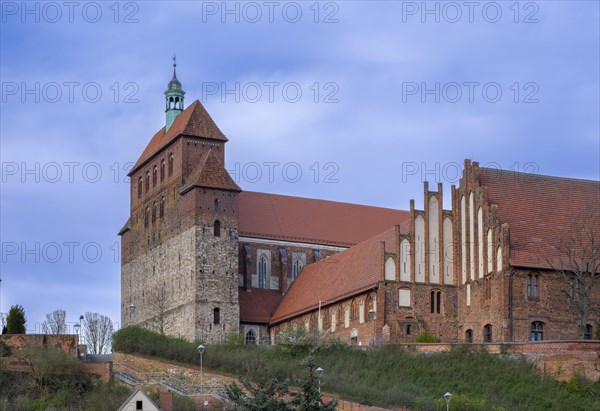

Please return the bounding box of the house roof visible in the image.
[117,388,162,411]
[239,287,284,324]
[181,149,241,194]
[270,226,403,324]
[130,100,227,175]
[478,168,600,270]
[238,191,410,247]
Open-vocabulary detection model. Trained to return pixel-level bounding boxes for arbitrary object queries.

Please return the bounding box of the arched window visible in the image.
[430,290,442,314]
[430,291,435,314]
[152,202,157,224]
[137,177,143,198]
[583,324,593,340]
[527,273,539,298]
[350,301,358,321]
[168,154,174,176]
[153,166,157,187]
[530,322,543,341]
[144,206,149,228]
[245,329,256,345]
[465,329,473,343]
[160,160,165,182]
[145,171,150,192]
[159,197,165,218]
[406,324,412,335]
[292,259,303,280]
[258,255,267,288]
[214,198,220,210]
[213,308,220,325]
[214,220,221,237]
[483,324,493,342]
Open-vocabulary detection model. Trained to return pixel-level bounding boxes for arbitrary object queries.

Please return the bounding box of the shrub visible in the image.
[414,331,440,343]
[225,332,244,347]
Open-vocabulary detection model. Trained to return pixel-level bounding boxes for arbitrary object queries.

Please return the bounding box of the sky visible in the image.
[1,1,598,333]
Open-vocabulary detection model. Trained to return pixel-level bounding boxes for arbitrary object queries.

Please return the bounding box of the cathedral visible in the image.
[120,65,599,345]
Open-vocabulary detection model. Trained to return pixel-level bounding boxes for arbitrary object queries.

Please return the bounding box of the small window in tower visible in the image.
[168,154,174,176]
[145,171,150,191]
[152,202,157,224]
[137,177,142,198]
[406,324,411,335]
[159,197,165,218]
[436,291,441,314]
[214,220,221,237]
[484,324,493,342]
[214,198,220,210]
[160,160,165,182]
[153,166,157,187]
[213,307,220,325]
[584,324,593,340]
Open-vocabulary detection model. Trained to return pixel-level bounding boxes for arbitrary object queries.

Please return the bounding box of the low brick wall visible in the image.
[0,334,78,358]
[0,334,112,382]
[391,341,600,381]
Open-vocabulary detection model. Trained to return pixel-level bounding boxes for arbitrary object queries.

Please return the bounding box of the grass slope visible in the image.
[113,327,600,410]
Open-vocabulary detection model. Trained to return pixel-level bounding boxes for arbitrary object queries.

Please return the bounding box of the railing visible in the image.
[113,360,227,400]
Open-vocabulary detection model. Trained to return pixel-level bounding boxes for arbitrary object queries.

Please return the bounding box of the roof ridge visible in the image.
[480,167,600,184]
[242,190,408,212]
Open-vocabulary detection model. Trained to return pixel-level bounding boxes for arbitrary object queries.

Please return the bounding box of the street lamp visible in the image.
[316,367,324,393]
[78,315,85,345]
[444,392,452,411]
[197,344,205,398]
[128,303,135,325]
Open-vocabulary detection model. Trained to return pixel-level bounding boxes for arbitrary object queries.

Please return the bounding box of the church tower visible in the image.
[120,61,241,343]
[165,56,185,131]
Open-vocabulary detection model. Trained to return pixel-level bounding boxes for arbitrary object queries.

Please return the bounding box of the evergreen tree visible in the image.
[6,304,26,334]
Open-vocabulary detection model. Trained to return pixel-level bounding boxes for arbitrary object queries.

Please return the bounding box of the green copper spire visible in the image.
[165,54,185,132]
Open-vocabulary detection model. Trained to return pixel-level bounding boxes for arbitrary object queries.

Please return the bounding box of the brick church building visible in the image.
[120,65,599,345]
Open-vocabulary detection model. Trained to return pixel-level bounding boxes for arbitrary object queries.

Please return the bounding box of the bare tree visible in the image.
[42,309,67,334]
[148,287,169,335]
[82,312,114,354]
[549,206,600,339]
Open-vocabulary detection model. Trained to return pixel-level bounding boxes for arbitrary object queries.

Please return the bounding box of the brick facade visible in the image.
[121,77,598,347]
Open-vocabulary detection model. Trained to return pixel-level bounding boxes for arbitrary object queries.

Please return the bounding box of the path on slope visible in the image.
[113,352,404,411]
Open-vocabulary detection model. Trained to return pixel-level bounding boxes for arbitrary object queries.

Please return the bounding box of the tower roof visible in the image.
[181,149,241,193]
[130,100,227,175]
[165,55,183,93]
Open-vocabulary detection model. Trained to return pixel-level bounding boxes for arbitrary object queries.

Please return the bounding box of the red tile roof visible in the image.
[130,100,227,175]
[181,149,241,194]
[270,226,403,324]
[239,287,284,324]
[238,192,410,247]
[479,168,600,269]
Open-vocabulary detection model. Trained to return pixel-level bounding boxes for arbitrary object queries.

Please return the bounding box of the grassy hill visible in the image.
[113,327,600,410]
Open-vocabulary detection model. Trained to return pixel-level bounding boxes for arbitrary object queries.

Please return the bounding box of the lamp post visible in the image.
[128,303,135,326]
[78,315,85,346]
[197,344,205,398]
[316,367,324,394]
[444,392,452,411]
